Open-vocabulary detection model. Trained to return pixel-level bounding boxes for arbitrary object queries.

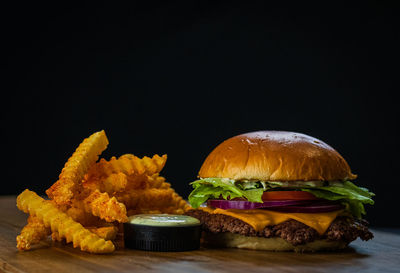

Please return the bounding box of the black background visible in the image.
[2,1,399,227]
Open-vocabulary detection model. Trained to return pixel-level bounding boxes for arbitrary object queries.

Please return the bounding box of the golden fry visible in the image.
[145,174,171,189]
[102,173,128,193]
[115,187,191,212]
[46,130,109,206]
[83,173,171,196]
[17,189,115,253]
[51,231,63,242]
[16,215,50,250]
[82,167,170,198]
[65,204,106,227]
[80,189,128,223]
[87,226,118,240]
[52,226,118,242]
[85,154,167,182]
[83,172,129,194]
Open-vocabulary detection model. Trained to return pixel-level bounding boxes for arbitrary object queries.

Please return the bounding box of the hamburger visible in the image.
[185,131,374,252]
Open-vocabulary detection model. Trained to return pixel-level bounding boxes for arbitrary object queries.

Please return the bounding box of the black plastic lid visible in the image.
[123,214,201,252]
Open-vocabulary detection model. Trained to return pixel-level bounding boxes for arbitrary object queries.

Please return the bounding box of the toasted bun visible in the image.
[199,131,356,181]
[203,232,348,252]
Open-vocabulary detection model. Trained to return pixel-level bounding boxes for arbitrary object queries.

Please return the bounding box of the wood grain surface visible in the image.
[1,196,399,273]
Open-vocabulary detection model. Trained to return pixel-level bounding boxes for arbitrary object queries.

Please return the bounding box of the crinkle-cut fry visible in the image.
[105,173,171,193]
[16,215,50,250]
[85,154,167,181]
[82,169,169,196]
[80,189,128,223]
[145,174,171,189]
[118,154,167,176]
[17,189,115,253]
[52,226,118,242]
[115,188,175,209]
[65,204,106,227]
[82,172,131,194]
[170,192,191,212]
[115,187,191,212]
[46,130,109,206]
[88,226,118,240]
[103,173,128,193]
[51,231,64,242]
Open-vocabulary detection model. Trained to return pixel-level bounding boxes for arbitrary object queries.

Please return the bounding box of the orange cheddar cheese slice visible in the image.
[200,207,343,235]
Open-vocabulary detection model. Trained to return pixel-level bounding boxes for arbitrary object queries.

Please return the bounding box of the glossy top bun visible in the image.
[198,131,356,181]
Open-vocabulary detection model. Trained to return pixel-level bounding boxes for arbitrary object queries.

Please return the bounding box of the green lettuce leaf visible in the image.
[301,181,374,218]
[188,178,264,208]
[188,179,374,218]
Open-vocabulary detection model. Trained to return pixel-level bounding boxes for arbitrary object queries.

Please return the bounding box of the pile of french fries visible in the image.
[16,130,190,253]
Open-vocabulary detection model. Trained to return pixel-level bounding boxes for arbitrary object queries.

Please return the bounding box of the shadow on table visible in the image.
[106,244,371,272]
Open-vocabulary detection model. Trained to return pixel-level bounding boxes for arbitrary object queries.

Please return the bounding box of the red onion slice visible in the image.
[207,199,312,210]
[207,199,344,213]
[265,203,344,213]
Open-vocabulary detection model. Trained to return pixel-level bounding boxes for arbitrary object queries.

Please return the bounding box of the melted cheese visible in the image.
[200,207,342,235]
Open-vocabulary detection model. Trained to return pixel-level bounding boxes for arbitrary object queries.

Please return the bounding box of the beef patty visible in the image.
[185,209,373,246]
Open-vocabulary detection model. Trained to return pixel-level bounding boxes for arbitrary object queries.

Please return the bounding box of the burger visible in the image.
[185,131,374,252]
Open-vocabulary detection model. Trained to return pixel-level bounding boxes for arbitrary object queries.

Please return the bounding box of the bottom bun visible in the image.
[203,232,349,252]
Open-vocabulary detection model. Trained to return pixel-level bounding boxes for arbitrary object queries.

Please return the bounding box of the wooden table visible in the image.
[1,196,399,273]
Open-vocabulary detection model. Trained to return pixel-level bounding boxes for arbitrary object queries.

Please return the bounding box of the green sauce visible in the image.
[128,214,200,227]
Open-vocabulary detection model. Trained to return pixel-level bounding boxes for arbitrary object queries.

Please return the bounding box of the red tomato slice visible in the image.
[262,191,318,201]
